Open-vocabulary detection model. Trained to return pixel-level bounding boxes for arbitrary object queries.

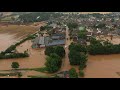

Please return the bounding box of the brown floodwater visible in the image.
[0,40,46,70]
[85,54,120,78]
[0,33,19,51]
[1,28,120,78]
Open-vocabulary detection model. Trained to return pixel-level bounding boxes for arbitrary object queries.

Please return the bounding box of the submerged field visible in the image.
[0,25,37,38]
[0,22,45,51]
[0,23,47,78]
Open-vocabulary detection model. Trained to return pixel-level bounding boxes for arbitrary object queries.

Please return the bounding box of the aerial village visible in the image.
[0,12,120,78]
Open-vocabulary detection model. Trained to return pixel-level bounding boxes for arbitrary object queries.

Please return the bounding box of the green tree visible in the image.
[45,53,62,73]
[69,68,78,78]
[69,50,87,66]
[79,70,84,77]
[17,72,22,78]
[45,47,54,56]
[45,46,65,58]
[11,62,19,69]
[69,50,81,65]
[54,46,65,58]
[69,43,87,54]
[78,30,87,39]
[67,22,78,29]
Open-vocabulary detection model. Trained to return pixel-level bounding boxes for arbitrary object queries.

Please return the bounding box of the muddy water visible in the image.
[0,33,19,51]
[0,40,46,70]
[85,55,120,78]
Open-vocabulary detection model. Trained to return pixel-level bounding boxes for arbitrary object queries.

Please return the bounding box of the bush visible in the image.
[17,72,22,78]
[11,62,19,69]
[79,64,87,70]
[34,67,47,72]
[0,52,29,59]
[79,70,84,77]
[69,68,78,78]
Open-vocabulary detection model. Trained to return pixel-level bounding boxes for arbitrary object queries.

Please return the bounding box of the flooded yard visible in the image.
[0,40,46,70]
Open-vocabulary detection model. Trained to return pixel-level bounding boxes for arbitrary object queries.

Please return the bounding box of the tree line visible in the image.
[68,43,88,70]
[88,37,120,55]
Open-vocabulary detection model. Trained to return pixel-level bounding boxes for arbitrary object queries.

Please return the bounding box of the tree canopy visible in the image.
[69,68,78,78]
[67,22,78,30]
[45,46,65,58]
[88,38,120,55]
[45,53,62,73]
[11,62,19,69]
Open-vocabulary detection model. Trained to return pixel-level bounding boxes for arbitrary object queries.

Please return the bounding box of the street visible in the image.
[60,26,72,71]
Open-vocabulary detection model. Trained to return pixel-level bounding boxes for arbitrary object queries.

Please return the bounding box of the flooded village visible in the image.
[0,12,120,78]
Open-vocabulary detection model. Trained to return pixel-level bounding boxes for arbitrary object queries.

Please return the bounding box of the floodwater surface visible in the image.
[0,40,46,70]
[0,33,19,51]
[85,54,120,78]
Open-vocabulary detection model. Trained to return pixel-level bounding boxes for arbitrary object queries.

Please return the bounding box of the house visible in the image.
[77,38,87,45]
[73,36,78,42]
[32,33,66,48]
[32,36,46,48]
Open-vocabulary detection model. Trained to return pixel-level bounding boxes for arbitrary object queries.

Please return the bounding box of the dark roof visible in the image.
[78,38,86,44]
[52,33,65,36]
[33,35,66,47]
[46,39,65,46]
[51,36,60,39]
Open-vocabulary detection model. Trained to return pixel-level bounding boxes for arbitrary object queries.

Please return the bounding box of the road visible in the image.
[60,26,72,71]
